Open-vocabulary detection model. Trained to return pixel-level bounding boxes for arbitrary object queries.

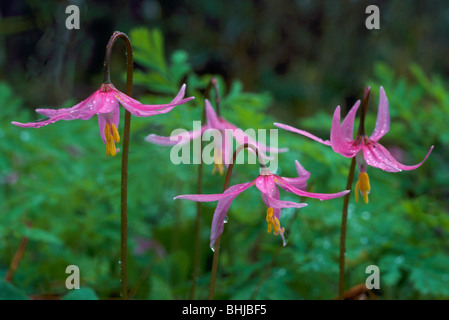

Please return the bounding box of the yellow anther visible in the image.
[111,123,120,143]
[355,172,370,204]
[266,207,273,233]
[212,150,224,175]
[266,207,284,236]
[104,123,117,157]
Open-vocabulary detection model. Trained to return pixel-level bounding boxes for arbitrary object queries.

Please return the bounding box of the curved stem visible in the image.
[208,143,265,300]
[103,31,134,300]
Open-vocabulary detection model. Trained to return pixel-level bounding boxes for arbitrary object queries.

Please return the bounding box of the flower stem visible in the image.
[190,78,223,300]
[356,86,371,137]
[338,86,370,300]
[338,156,356,300]
[189,99,206,300]
[209,144,265,300]
[104,31,134,300]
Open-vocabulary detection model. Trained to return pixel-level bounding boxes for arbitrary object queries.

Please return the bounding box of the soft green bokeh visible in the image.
[0,27,447,300]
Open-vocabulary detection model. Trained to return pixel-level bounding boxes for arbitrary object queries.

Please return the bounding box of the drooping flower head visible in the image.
[146,99,287,175]
[12,83,194,156]
[175,160,350,248]
[275,86,434,203]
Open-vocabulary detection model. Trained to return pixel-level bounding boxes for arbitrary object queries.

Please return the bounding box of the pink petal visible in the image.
[209,181,254,248]
[274,122,331,146]
[116,84,194,117]
[205,99,222,130]
[370,87,390,142]
[145,126,205,146]
[363,142,433,172]
[98,114,107,144]
[276,176,350,201]
[12,89,103,128]
[279,160,311,190]
[221,129,234,166]
[330,106,361,157]
[98,108,120,145]
[340,100,360,141]
[12,114,68,128]
[255,175,307,209]
[174,181,254,202]
[224,121,288,160]
[172,83,187,102]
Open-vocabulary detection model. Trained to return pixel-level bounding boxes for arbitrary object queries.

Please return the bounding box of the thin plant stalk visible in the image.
[103,31,134,300]
[209,143,266,300]
[189,78,222,300]
[189,102,206,300]
[338,87,370,300]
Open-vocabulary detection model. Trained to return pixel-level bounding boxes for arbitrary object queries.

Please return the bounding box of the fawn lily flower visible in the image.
[12,83,194,156]
[146,99,287,175]
[275,86,434,203]
[175,161,350,248]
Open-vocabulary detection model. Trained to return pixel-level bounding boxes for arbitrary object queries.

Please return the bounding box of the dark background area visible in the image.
[1,0,449,116]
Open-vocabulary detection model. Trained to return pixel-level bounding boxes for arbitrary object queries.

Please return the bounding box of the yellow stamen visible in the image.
[111,123,120,143]
[355,172,370,204]
[355,180,360,203]
[104,123,117,157]
[212,150,224,175]
[266,207,284,236]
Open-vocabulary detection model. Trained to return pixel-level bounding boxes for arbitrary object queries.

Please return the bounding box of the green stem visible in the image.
[190,78,223,300]
[338,157,356,300]
[338,86,370,300]
[208,144,265,300]
[104,31,134,300]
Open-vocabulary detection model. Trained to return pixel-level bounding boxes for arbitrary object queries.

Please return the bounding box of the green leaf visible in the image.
[61,287,99,300]
[0,280,29,300]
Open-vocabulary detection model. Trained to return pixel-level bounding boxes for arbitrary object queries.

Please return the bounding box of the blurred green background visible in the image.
[0,0,448,300]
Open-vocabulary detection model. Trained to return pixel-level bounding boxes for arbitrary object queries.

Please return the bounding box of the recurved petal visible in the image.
[274,122,331,146]
[330,106,361,157]
[363,142,434,172]
[225,121,288,160]
[209,182,254,248]
[116,84,194,117]
[205,99,222,129]
[172,83,187,102]
[263,193,308,209]
[255,175,306,209]
[145,126,205,146]
[174,181,254,203]
[279,160,311,190]
[12,114,68,128]
[340,100,360,141]
[370,86,390,142]
[276,176,350,201]
[13,89,102,128]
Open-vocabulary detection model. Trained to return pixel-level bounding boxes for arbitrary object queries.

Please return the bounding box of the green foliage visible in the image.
[1,27,447,300]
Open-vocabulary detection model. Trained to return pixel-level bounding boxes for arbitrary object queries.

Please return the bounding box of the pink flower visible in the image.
[12,83,194,156]
[146,99,287,175]
[275,87,434,203]
[175,161,349,247]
